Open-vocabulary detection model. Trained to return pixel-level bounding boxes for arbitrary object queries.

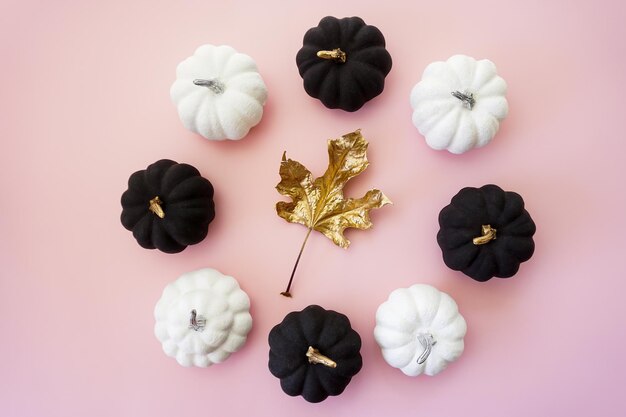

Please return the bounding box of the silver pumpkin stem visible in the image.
[193,78,225,94]
[451,90,475,109]
[188,309,206,331]
[417,333,437,364]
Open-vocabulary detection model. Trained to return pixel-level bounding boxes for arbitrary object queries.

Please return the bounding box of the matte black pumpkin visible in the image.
[268,305,362,403]
[437,184,536,281]
[120,159,215,254]
[296,16,392,112]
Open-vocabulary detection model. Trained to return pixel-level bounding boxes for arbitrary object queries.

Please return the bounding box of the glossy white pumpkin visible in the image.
[154,268,252,367]
[410,54,508,154]
[170,44,268,140]
[374,284,467,376]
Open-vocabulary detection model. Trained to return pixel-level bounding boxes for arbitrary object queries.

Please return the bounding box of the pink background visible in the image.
[2,0,625,416]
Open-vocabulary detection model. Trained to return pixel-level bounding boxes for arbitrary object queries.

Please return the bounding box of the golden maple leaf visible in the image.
[276,129,391,296]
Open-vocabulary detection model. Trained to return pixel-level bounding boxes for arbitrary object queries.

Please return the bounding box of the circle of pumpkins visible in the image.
[119,15,537,403]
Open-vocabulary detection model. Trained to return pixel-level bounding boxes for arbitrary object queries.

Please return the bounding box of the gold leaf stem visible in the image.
[281,227,313,298]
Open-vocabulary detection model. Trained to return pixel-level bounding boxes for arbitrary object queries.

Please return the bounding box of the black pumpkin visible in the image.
[268,305,362,403]
[296,16,392,112]
[120,159,215,254]
[437,184,536,281]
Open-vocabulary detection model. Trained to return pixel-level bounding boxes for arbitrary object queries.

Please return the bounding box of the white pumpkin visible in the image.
[170,44,268,140]
[374,284,467,376]
[154,268,252,367]
[410,54,508,154]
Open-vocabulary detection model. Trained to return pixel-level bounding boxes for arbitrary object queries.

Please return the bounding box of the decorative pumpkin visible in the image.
[296,16,392,112]
[120,159,215,254]
[437,184,536,281]
[374,284,467,376]
[410,54,508,154]
[154,268,252,367]
[268,305,362,403]
[170,44,268,140]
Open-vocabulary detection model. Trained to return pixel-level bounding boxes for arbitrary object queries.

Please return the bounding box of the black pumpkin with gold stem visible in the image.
[296,16,392,112]
[437,184,536,281]
[120,159,215,253]
[268,305,362,403]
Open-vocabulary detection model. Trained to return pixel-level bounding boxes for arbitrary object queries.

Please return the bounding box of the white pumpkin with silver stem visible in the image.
[170,44,268,140]
[154,268,253,367]
[374,284,467,376]
[410,54,508,154]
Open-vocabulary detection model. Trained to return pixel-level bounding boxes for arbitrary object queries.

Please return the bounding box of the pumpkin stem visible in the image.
[149,196,165,219]
[281,227,313,297]
[188,309,206,331]
[451,90,475,110]
[306,346,337,368]
[317,48,347,63]
[193,78,225,94]
[473,224,497,245]
[417,333,437,364]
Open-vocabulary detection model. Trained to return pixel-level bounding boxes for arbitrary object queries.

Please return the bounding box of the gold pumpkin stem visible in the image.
[306,346,337,368]
[473,224,496,245]
[317,48,346,63]
[149,196,165,219]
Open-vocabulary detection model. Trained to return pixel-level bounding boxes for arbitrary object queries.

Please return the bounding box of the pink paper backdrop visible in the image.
[2,0,625,416]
